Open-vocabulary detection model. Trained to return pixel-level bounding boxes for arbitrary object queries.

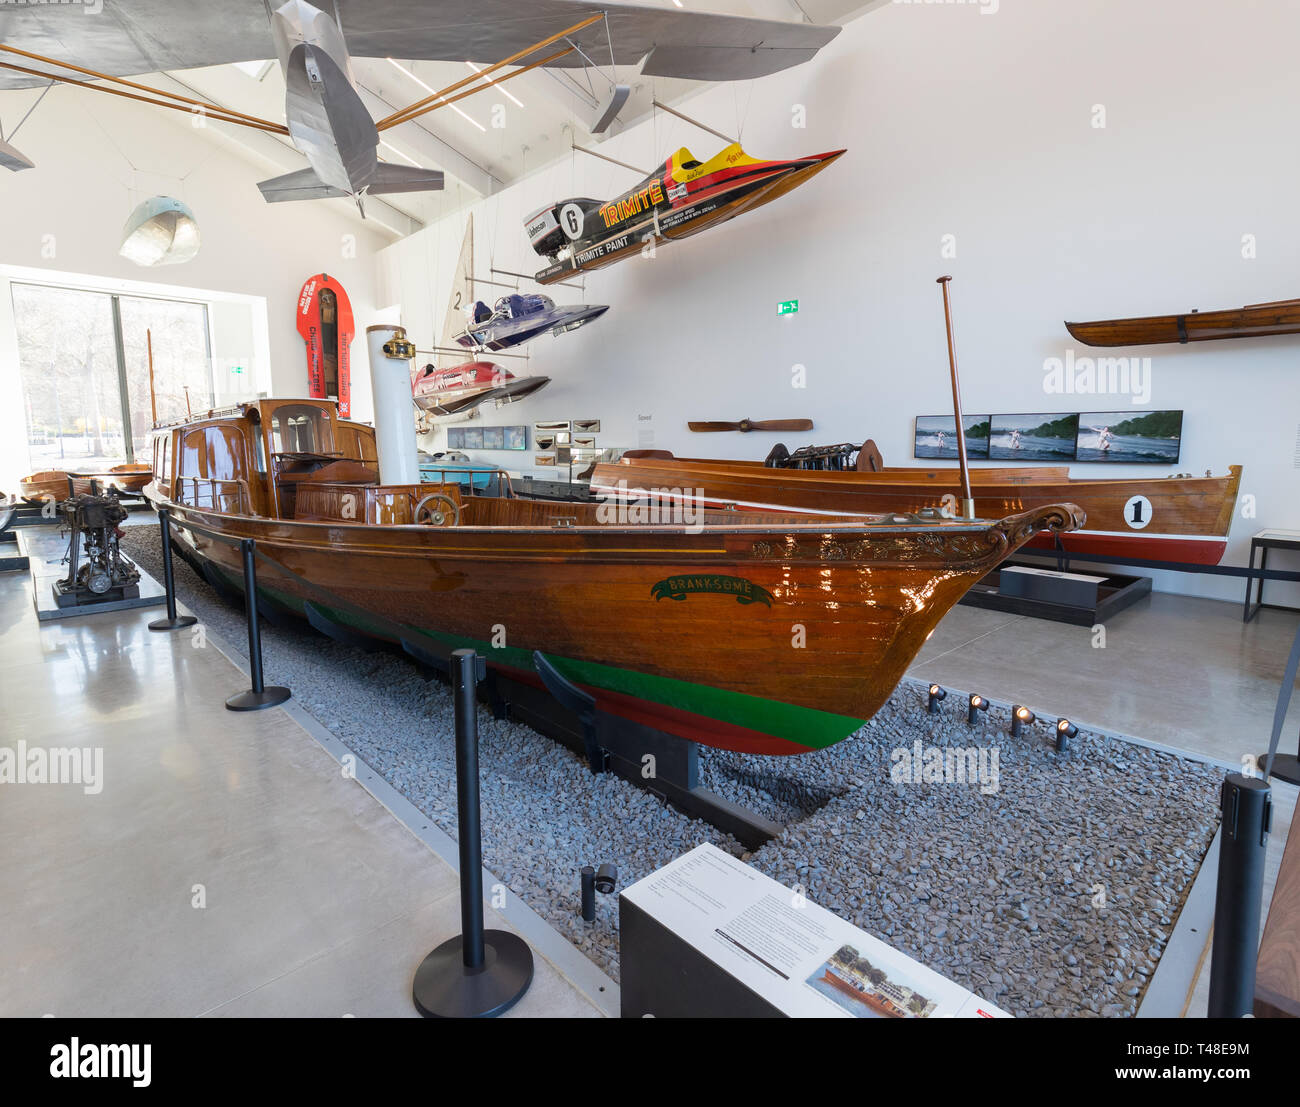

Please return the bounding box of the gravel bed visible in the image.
[122,525,1222,1017]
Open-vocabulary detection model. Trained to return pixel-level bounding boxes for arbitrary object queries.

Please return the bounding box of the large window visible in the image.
[12,282,214,470]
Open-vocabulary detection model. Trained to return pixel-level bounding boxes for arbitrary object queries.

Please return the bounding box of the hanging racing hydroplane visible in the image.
[527,143,845,283]
[0,2,841,211]
[455,294,608,352]
[411,360,551,417]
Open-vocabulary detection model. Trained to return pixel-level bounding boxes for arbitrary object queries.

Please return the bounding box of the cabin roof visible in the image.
[152,397,339,432]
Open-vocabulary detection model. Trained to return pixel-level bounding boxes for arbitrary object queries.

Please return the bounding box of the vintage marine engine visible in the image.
[54,493,141,607]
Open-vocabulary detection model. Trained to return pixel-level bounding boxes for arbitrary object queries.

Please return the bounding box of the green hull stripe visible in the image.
[216,569,863,752]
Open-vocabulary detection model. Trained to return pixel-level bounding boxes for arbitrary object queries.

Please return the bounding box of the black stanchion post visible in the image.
[413,649,533,1018]
[148,510,197,632]
[225,538,290,712]
[1207,773,1272,1018]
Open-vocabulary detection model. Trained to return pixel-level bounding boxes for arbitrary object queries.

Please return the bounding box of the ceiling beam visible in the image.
[151,70,423,238]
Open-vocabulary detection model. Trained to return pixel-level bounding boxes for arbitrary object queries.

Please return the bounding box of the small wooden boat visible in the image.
[76,463,154,495]
[527,142,844,284]
[1065,297,1300,347]
[18,470,69,503]
[592,448,1242,566]
[145,398,1082,756]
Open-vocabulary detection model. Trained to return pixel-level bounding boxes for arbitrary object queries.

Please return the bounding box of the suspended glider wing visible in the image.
[0,137,34,171]
[257,166,350,202]
[367,163,445,195]
[0,0,840,88]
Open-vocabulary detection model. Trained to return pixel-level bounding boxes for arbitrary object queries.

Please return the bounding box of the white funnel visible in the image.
[365,324,419,485]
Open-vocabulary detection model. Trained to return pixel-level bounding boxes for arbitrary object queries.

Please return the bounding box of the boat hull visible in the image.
[534,150,845,285]
[1065,299,1300,347]
[593,458,1240,566]
[18,470,69,503]
[151,491,1080,755]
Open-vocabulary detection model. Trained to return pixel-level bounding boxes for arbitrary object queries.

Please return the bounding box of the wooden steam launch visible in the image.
[145,396,1080,756]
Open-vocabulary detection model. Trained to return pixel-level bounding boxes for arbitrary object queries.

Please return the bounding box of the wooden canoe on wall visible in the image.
[592,454,1242,566]
[1065,297,1300,347]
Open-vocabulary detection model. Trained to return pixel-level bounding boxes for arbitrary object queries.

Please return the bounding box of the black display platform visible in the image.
[0,529,27,572]
[512,477,595,502]
[959,558,1152,626]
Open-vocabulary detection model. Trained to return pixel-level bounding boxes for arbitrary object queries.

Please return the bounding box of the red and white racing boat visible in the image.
[411,360,550,418]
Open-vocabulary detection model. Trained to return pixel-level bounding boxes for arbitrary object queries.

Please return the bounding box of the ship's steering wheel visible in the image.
[413,492,460,528]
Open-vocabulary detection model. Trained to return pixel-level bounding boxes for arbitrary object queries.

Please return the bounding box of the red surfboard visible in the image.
[296,274,355,418]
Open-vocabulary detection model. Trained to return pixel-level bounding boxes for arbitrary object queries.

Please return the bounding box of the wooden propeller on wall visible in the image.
[687,419,814,433]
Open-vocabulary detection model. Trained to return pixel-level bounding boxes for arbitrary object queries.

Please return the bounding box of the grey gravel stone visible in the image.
[122,525,1222,1018]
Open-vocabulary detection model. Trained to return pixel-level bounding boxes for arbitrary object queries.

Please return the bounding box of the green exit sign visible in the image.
[777,299,799,316]
[231,365,244,375]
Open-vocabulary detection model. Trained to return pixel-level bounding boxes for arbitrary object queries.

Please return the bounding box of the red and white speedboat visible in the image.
[410,361,550,417]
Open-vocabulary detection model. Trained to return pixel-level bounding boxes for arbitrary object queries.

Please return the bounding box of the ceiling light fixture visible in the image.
[466,60,525,108]
[118,196,201,267]
[386,58,486,133]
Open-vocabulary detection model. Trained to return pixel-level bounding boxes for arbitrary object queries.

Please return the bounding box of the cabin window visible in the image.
[154,434,169,480]
[180,429,208,479]
[270,405,335,455]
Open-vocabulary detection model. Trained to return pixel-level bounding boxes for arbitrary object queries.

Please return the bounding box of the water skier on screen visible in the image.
[1089,425,1113,453]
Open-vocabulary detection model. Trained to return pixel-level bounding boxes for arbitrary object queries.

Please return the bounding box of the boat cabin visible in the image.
[149,397,494,526]
[149,397,837,531]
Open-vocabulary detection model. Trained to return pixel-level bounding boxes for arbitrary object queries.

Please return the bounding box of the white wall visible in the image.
[0,77,391,488]
[378,0,1300,603]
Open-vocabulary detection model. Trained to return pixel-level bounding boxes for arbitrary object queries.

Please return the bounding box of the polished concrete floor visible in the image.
[2,557,1296,1017]
[0,568,602,1017]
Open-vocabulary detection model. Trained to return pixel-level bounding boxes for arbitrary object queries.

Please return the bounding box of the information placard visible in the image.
[621,843,1009,1018]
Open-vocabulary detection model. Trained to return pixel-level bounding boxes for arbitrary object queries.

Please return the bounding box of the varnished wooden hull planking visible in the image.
[151,486,1081,755]
[78,463,153,494]
[1065,298,1300,347]
[18,470,69,503]
[593,457,1241,566]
